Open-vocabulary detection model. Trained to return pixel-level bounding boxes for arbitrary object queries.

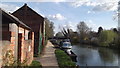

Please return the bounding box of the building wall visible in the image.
[18,27,34,64]
[2,23,16,66]
[2,14,17,66]
[12,4,44,55]
[0,9,2,68]
[1,10,34,66]
[18,27,24,62]
[13,5,44,32]
[0,43,2,68]
[1,23,33,66]
[24,32,34,65]
[9,23,18,61]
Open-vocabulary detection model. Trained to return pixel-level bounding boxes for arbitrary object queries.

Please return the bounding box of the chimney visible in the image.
[24,3,27,6]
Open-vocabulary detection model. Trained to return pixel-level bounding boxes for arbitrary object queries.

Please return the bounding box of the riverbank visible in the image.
[55,49,76,68]
[72,43,120,52]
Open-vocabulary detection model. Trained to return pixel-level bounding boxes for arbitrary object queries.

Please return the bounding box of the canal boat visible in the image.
[62,42,72,49]
[64,49,77,62]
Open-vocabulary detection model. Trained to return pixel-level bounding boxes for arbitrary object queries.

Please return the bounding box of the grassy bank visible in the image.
[30,60,42,68]
[55,49,76,68]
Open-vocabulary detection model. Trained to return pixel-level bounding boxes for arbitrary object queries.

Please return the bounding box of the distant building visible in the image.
[1,8,34,66]
[12,4,45,55]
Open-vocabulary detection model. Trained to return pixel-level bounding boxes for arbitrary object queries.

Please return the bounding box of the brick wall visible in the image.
[2,10,34,66]
[0,43,2,68]
[18,27,34,65]
[2,32,15,66]
[2,23,15,66]
[9,23,19,61]
[22,32,34,65]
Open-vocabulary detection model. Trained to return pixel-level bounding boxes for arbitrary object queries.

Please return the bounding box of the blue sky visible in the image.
[0,1,118,34]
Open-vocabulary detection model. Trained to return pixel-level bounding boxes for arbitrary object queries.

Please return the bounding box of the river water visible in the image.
[71,45,120,67]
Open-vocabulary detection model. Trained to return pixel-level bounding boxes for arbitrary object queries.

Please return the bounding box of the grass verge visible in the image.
[55,49,76,68]
[30,60,42,68]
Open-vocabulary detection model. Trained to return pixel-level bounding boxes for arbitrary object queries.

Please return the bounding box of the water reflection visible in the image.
[98,48,118,66]
[72,45,119,66]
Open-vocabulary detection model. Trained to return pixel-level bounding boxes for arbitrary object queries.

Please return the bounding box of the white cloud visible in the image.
[0,3,20,13]
[92,2,118,12]
[85,20,98,31]
[87,11,95,14]
[53,0,66,3]
[71,0,119,12]
[1,0,74,2]
[63,21,77,31]
[87,11,91,14]
[87,20,96,27]
[48,13,66,20]
[71,0,90,7]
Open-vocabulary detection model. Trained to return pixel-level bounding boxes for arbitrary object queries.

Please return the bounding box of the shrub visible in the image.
[55,49,76,68]
[98,30,118,46]
[30,60,42,68]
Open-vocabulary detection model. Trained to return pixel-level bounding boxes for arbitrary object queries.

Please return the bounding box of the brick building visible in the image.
[0,8,34,66]
[12,4,45,55]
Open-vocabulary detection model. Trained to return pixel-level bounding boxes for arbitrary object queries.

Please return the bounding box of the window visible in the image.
[25,30,29,40]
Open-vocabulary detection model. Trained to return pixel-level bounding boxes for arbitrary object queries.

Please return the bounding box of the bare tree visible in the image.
[77,21,91,43]
[45,18,54,38]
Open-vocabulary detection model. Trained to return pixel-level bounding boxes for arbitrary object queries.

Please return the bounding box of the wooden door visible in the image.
[18,33,22,62]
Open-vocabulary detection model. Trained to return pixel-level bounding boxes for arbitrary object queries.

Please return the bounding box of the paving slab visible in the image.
[34,41,59,68]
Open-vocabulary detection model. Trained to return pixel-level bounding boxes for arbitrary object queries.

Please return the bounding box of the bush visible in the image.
[55,49,76,68]
[98,30,118,46]
[112,34,120,49]
[30,60,42,68]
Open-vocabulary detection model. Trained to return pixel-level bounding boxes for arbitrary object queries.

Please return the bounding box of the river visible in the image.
[71,45,120,67]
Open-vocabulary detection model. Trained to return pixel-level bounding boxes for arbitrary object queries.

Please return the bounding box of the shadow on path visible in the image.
[34,41,59,68]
